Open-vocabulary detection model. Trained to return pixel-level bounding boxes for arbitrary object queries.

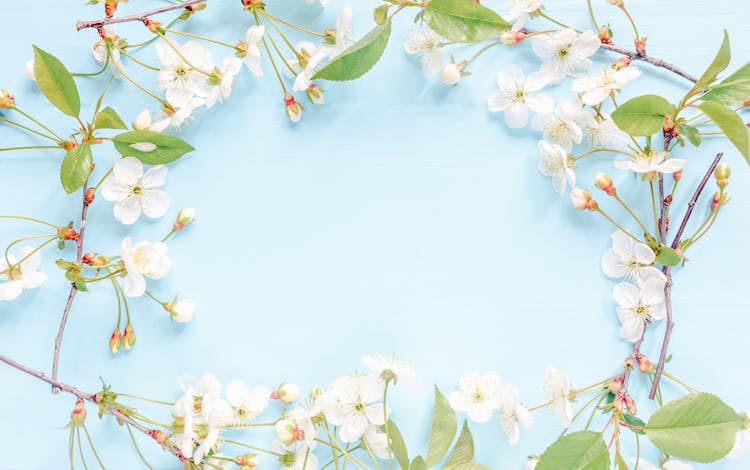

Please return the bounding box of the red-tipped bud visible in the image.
[608,376,624,394]
[501,30,526,45]
[0,89,15,109]
[636,354,654,373]
[122,325,136,351]
[613,394,625,413]
[570,188,598,210]
[236,454,259,467]
[109,329,122,354]
[104,3,117,18]
[149,429,169,445]
[624,357,635,369]
[673,170,682,181]
[594,173,616,195]
[599,26,612,44]
[634,37,647,56]
[143,18,162,33]
[612,56,631,70]
[284,94,303,123]
[84,188,96,204]
[665,194,673,205]
[711,191,731,211]
[624,394,637,414]
[58,226,79,241]
[71,398,87,426]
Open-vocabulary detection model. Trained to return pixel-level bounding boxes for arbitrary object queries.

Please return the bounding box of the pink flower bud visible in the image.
[109,329,122,354]
[636,354,653,373]
[594,173,616,195]
[570,188,598,211]
[624,357,634,369]
[599,26,612,44]
[501,31,526,45]
[634,37,647,56]
[613,394,625,413]
[284,94,303,123]
[624,394,637,414]
[306,84,325,105]
[608,376,624,394]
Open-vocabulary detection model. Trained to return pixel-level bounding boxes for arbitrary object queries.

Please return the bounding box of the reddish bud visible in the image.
[599,26,612,44]
[84,187,96,204]
[270,390,281,400]
[624,394,637,414]
[150,429,169,445]
[82,253,97,265]
[104,3,117,18]
[71,398,87,426]
[608,376,624,394]
[143,18,162,33]
[60,227,79,241]
[665,194,673,205]
[109,329,122,354]
[624,357,635,369]
[501,30,526,45]
[122,325,136,351]
[293,428,306,441]
[673,170,682,181]
[613,394,625,413]
[634,37,647,56]
[594,173,616,196]
[0,89,15,109]
[636,354,654,373]
[612,56,631,70]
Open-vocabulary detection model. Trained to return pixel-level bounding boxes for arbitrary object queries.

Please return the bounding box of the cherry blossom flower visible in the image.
[274,440,319,470]
[448,372,502,423]
[630,458,693,470]
[292,42,331,92]
[572,66,641,106]
[602,230,665,284]
[206,57,243,108]
[276,406,317,446]
[537,140,575,194]
[583,115,626,148]
[570,188,596,210]
[532,29,600,83]
[488,65,553,128]
[404,28,444,78]
[167,299,197,323]
[330,6,353,58]
[363,425,390,459]
[544,367,572,426]
[92,26,125,78]
[361,353,417,387]
[498,385,533,445]
[101,157,170,225]
[505,0,543,31]
[614,150,685,175]
[243,25,265,76]
[532,98,593,151]
[156,41,213,105]
[153,95,206,131]
[0,246,47,301]
[193,395,233,463]
[227,379,270,424]
[613,275,667,342]
[319,375,388,442]
[120,237,171,298]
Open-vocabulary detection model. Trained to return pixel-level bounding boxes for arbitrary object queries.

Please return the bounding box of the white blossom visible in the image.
[448,372,502,423]
[613,275,667,342]
[120,237,171,298]
[440,63,462,85]
[572,66,641,106]
[505,0,542,31]
[0,246,47,301]
[583,115,626,148]
[361,353,417,387]
[156,41,213,105]
[363,425,390,459]
[404,28,444,78]
[101,157,170,225]
[330,6,353,58]
[25,59,36,81]
[544,367,572,426]
[729,423,750,458]
[614,150,685,175]
[498,385,533,445]
[227,379,270,424]
[602,230,665,283]
[274,440,319,470]
[206,57,243,108]
[244,25,265,76]
[537,140,575,194]
[319,375,388,443]
[532,98,592,151]
[531,29,600,83]
[168,299,197,323]
[488,65,553,128]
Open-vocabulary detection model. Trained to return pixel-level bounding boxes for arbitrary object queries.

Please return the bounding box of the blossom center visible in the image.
[632,303,650,318]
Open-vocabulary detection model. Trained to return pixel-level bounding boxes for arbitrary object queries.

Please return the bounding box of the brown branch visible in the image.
[52,182,91,393]
[0,353,186,461]
[76,0,207,31]
[648,152,724,399]
[621,322,649,393]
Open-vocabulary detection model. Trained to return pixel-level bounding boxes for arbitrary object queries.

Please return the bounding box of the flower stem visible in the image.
[163,28,237,49]
[257,9,326,38]
[595,208,640,242]
[12,107,65,142]
[613,194,650,237]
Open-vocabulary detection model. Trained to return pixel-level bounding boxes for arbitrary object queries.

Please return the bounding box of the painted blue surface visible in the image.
[0,1,748,468]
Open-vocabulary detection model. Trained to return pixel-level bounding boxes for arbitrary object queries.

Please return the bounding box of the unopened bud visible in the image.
[143,18,162,33]
[570,188,597,211]
[608,376,624,393]
[236,454,259,468]
[277,383,300,404]
[594,173,616,195]
[149,429,169,445]
[634,37,647,56]
[306,84,325,105]
[711,191,731,210]
[0,89,15,108]
[714,164,730,188]
[104,3,117,18]
[501,30,526,46]
[84,187,96,204]
[624,394,637,414]
[439,63,463,86]
[636,354,654,373]
[673,170,682,181]
[174,208,196,231]
[122,325,136,351]
[58,225,79,241]
[71,398,87,426]
[624,357,635,369]
[598,26,612,44]
[613,394,625,413]
[109,329,122,354]
[663,115,675,134]
[665,194,673,205]
[612,56,631,71]
[284,94,303,123]
[606,0,624,6]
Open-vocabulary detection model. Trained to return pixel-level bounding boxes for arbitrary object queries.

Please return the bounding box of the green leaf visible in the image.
[444,421,474,467]
[60,143,92,194]
[677,123,702,147]
[423,0,511,43]
[536,431,610,470]
[656,247,682,267]
[702,61,750,106]
[94,106,127,130]
[112,130,195,164]
[622,415,646,436]
[611,95,675,136]
[410,456,427,470]
[313,20,392,81]
[615,452,629,470]
[698,101,750,163]
[695,30,731,90]
[32,46,80,118]
[386,420,410,470]
[373,4,389,25]
[644,393,741,463]
[425,386,458,467]
[444,465,491,470]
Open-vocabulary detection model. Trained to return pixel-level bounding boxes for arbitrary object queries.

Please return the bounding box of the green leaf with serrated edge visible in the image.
[425,386,458,467]
[94,106,127,130]
[112,130,195,164]
[386,419,409,470]
[410,456,427,470]
[444,421,474,467]
[698,101,750,163]
[60,143,92,194]
[611,95,675,136]
[695,30,731,90]
[536,431,610,470]
[33,46,80,118]
[313,20,392,81]
[423,0,511,43]
[644,393,741,463]
[703,61,750,106]
[656,247,682,267]
[677,123,702,147]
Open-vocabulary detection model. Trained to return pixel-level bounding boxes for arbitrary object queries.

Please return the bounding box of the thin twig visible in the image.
[76,0,207,30]
[621,323,649,393]
[648,152,724,399]
[0,353,186,461]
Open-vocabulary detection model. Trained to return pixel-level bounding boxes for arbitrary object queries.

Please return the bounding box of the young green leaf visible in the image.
[112,130,195,164]
[611,95,675,136]
[423,0,511,43]
[425,386,458,467]
[444,421,474,467]
[695,30,731,90]
[644,392,741,463]
[32,46,81,118]
[313,20,392,81]
[94,106,127,130]
[386,419,410,470]
[60,143,92,194]
[702,61,750,106]
[656,247,682,267]
[698,101,750,163]
[536,431,610,470]
[410,456,427,470]
[677,123,702,147]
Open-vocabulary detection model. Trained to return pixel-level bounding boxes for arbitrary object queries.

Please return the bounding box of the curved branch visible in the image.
[76,0,208,31]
